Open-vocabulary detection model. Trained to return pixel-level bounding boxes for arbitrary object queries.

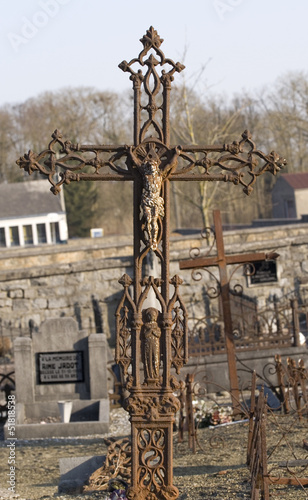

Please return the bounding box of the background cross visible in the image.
[17,27,286,500]
[180,209,279,413]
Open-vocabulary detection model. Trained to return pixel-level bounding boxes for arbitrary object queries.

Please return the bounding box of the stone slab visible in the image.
[58,455,105,494]
[4,421,109,440]
[257,385,281,409]
[31,318,90,402]
[20,398,109,421]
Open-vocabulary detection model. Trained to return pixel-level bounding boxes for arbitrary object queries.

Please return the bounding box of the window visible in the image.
[285,199,296,218]
[50,222,60,243]
[0,228,5,247]
[9,226,19,247]
[37,223,47,244]
[23,225,33,245]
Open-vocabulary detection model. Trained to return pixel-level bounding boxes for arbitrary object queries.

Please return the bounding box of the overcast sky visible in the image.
[1,0,307,107]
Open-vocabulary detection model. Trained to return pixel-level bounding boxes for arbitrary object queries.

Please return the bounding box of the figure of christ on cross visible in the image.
[17,27,286,500]
[127,143,182,250]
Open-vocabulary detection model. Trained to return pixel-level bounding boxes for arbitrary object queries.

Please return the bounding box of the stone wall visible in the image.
[0,222,308,346]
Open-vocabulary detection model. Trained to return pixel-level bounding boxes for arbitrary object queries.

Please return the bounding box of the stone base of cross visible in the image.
[17,27,286,500]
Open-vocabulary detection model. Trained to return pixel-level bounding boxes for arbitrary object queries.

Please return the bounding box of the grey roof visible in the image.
[0,180,65,219]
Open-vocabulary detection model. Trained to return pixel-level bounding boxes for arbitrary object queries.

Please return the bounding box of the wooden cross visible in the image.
[17,27,286,500]
[180,209,279,412]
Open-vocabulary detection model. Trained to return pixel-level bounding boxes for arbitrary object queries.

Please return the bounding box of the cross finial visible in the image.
[119,27,185,146]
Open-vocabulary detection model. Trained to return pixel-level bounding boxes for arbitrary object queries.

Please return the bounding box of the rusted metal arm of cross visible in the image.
[180,210,279,414]
[17,27,286,500]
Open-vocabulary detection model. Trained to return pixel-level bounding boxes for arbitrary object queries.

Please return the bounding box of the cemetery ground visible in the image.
[0,407,307,500]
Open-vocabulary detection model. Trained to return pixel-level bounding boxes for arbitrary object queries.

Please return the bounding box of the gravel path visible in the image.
[0,409,307,500]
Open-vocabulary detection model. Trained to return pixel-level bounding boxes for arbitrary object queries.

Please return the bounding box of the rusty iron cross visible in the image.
[17,27,286,500]
[180,209,279,414]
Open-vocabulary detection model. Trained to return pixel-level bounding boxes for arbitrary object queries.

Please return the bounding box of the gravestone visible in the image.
[7,317,110,438]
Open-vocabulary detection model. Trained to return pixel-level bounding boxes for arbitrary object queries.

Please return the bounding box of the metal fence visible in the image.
[0,320,35,358]
[0,371,15,423]
[188,295,307,357]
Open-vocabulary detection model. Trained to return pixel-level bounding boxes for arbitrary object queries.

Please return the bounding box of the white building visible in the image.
[272,172,308,219]
[0,180,68,248]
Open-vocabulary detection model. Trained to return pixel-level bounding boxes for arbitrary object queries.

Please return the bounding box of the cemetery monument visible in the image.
[17,27,286,500]
[8,317,109,439]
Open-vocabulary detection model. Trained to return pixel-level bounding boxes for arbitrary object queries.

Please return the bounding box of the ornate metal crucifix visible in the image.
[180,209,279,413]
[17,27,286,500]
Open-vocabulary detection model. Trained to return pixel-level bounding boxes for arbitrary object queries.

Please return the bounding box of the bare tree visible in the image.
[259,71,308,173]
[1,87,133,237]
[1,73,305,237]
[170,81,262,229]
[0,107,23,182]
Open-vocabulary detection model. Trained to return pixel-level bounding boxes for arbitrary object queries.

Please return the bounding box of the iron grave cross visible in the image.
[17,27,286,500]
[180,209,279,413]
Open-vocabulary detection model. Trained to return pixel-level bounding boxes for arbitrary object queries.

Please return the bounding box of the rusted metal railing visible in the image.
[0,371,15,423]
[247,385,269,500]
[188,295,306,357]
[247,371,308,499]
[274,355,308,419]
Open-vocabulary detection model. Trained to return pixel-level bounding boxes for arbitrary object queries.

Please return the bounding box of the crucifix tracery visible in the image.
[17,27,286,500]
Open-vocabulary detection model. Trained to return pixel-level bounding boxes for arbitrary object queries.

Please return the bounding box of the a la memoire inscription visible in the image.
[37,351,84,384]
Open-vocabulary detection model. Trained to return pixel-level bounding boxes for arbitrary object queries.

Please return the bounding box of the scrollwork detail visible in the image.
[124,393,180,420]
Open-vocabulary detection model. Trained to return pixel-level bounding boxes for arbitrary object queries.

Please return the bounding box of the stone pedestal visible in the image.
[88,333,108,400]
[14,337,34,404]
